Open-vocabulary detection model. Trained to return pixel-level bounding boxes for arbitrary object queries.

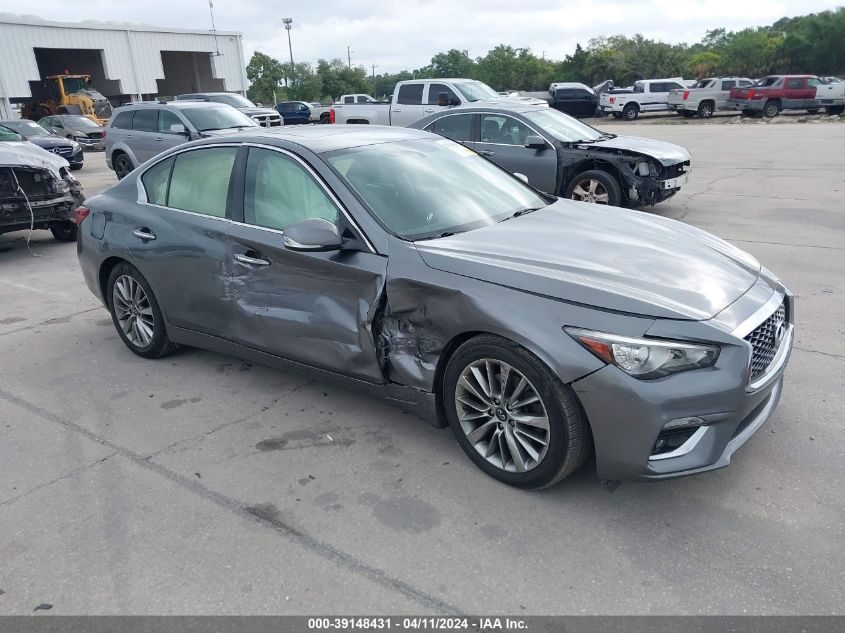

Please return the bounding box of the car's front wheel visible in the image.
[565,170,622,206]
[107,262,177,358]
[443,335,591,489]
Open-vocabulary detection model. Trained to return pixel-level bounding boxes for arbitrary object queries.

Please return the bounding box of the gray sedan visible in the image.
[75,126,793,487]
[410,104,690,207]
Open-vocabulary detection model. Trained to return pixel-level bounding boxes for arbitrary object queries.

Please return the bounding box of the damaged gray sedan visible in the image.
[76,127,793,488]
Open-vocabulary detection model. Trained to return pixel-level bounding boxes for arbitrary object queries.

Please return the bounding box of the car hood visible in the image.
[415,200,761,320]
[587,135,690,165]
[238,106,281,117]
[28,136,73,149]
[0,141,69,178]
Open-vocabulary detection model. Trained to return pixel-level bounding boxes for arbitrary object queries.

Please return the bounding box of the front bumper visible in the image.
[76,136,106,151]
[572,286,793,481]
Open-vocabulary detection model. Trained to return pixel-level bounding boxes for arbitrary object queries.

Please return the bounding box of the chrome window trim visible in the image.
[135,142,376,254]
[648,426,708,461]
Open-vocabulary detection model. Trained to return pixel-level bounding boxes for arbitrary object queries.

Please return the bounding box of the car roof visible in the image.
[197,125,433,153]
[115,101,228,110]
[413,103,548,118]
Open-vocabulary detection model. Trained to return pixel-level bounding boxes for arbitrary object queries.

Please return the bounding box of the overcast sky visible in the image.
[1,0,841,73]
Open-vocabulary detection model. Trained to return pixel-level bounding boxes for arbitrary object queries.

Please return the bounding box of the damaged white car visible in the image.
[0,124,84,242]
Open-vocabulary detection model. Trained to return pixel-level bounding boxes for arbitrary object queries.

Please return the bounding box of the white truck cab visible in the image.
[599,78,687,120]
[337,94,378,104]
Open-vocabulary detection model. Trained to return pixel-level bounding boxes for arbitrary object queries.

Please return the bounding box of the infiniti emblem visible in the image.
[773,319,786,346]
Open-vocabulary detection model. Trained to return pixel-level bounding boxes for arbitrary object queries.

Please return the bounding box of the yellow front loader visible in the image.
[22,74,113,125]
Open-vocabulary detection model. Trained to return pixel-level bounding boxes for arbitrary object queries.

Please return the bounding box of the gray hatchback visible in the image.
[76,126,793,488]
[105,101,260,179]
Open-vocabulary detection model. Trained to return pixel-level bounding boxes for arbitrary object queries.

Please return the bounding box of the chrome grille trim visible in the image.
[746,302,786,380]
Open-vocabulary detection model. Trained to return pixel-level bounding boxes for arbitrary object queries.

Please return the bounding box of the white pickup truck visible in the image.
[332,78,547,126]
[599,78,687,120]
[667,77,754,118]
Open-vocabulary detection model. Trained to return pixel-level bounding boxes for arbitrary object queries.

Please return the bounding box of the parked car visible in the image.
[275,101,312,125]
[0,119,84,169]
[308,101,332,123]
[38,114,107,150]
[411,104,689,207]
[105,101,260,179]
[336,94,379,104]
[599,78,688,120]
[667,77,754,118]
[728,75,845,117]
[520,82,598,118]
[75,125,793,487]
[176,92,283,127]
[332,78,547,126]
[0,125,84,241]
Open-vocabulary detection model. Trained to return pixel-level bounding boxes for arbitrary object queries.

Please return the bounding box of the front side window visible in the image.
[158,110,183,134]
[808,78,821,88]
[356,96,369,103]
[425,114,473,142]
[132,109,158,132]
[479,114,533,146]
[427,83,459,105]
[168,147,237,217]
[721,80,736,90]
[243,148,338,231]
[141,157,173,206]
[397,84,424,105]
[325,138,547,241]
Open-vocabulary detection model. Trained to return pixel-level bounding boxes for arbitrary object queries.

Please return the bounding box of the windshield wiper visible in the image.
[500,207,542,222]
[598,132,617,140]
[415,231,459,241]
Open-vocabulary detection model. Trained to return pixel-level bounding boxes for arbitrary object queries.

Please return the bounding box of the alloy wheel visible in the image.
[112,274,155,348]
[454,359,550,473]
[570,179,610,204]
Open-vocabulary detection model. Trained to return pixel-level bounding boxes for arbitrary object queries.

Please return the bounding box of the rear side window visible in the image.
[111,110,134,129]
[787,78,804,89]
[132,109,158,132]
[168,147,237,217]
[425,114,473,142]
[141,157,173,206]
[397,84,424,105]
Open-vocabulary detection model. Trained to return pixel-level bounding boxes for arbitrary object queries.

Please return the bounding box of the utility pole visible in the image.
[371,63,378,96]
[208,0,221,56]
[283,18,295,97]
[347,45,352,68]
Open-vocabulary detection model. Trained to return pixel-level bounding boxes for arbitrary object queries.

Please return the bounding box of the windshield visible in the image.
[209,93,256,108]
[523,108,603,143]
[324,138,548,241]
[62,115,101,129]
[59,77,89,94]
[1,120,50,137]
[181,106,259,131]
[0,125,24,142]
[453,81,500,102]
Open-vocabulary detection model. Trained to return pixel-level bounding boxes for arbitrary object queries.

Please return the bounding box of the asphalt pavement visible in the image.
[1,123,843,615]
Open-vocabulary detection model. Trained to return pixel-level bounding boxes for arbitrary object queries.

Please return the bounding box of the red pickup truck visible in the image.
[728,75,845,117]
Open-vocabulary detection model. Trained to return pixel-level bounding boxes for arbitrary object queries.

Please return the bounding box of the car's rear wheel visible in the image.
[107,262,177,358]
[443,335,590,489]
[697,101,714,118]
[565,170,622,206]
[50,222,78,242]
[763,100,780,118]
[622,104,639,120]
[113,153,134,180]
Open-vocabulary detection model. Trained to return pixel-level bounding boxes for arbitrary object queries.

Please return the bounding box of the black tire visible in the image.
[763,100,780,118]
[806,108,819,114]
[827,105,844,115]
[50,222,78,242]
[564,169,622,207]
[443,335,591,489]
[611,112,622,119]
[622,104,639,120]
[106,262,177,359]
[113,153,134,180]
[319,113,331,124]
[70,164,83,171]
[697,101,715,118]
[680,110,695,118]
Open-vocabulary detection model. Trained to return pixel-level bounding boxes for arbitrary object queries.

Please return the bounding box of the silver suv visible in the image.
[105,101,260,179]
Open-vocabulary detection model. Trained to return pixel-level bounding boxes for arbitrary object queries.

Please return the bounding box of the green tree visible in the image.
[430,49,476,77]
[246,51,285,105]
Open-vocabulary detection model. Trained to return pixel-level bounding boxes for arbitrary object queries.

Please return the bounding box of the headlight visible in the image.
[71,141,81,151]
[565,327,719,379]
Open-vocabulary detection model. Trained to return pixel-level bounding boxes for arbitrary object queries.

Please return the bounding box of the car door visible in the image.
[424,82,461,118]
[130,108,161,163]
[783,78,810,108]
[391,83,426,126]
[130,145,240,336]
[474,113,558,194]
[222,145,387,383]
[717,80,736,109]
[156,108,189,153]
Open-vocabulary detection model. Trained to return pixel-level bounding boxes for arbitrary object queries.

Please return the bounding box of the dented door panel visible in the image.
[222,222,388,383]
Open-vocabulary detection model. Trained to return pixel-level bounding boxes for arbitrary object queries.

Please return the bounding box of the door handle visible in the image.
[234,253,270,267]
[132,228,156,241]
[155,137,164,142]
[424,108,434,113]
[477,150,495,157]
[392,108,402,112]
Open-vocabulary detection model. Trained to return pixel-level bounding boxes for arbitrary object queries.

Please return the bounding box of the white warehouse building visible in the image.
[0,14,249,119]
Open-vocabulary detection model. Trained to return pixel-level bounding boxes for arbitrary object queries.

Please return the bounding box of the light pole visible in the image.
[282,18,295,97]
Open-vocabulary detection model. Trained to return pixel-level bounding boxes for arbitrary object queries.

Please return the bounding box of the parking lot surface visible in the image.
[1,124,843,615]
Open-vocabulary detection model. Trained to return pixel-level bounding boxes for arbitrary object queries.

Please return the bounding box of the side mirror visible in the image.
[437,92,450,107]
[513,173,530,184]
[169,123,188,135]
[524,135,547,149]
[255,102,263,107]
[284,218,344,252]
